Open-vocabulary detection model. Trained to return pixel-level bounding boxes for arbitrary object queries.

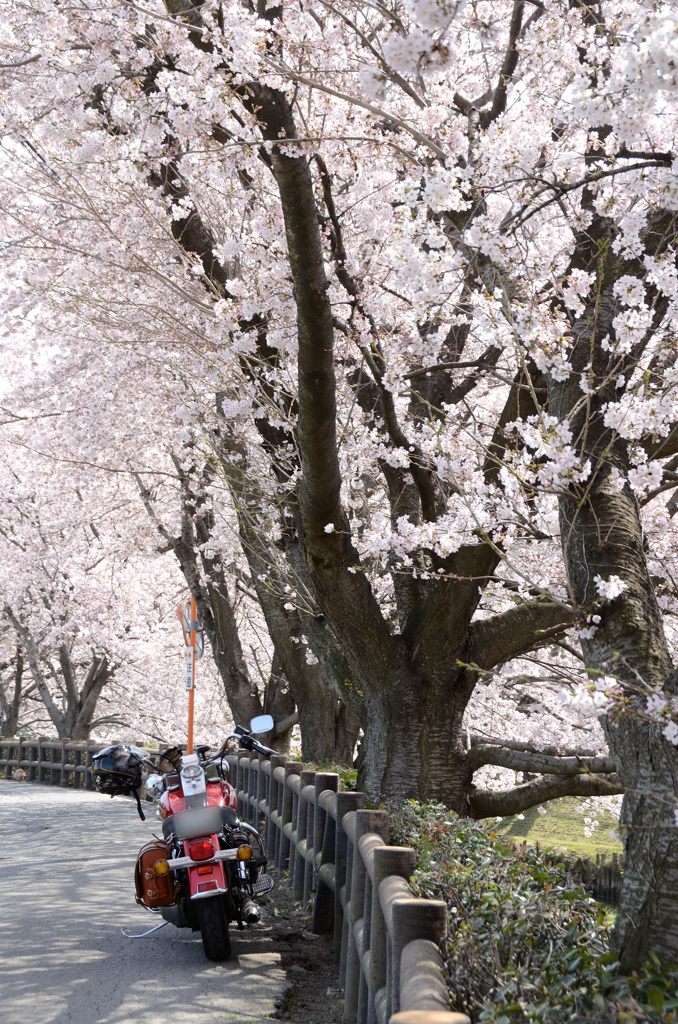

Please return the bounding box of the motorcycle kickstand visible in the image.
[121,920,169,939]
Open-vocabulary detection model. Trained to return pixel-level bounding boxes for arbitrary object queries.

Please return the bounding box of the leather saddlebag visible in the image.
[134,839,177,909]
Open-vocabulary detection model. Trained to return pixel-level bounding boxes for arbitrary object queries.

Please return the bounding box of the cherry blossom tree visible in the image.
[0,429,225,743]
[2,0,678,967]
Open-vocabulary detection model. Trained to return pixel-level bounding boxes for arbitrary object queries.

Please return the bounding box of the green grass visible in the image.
[493,797,622,858]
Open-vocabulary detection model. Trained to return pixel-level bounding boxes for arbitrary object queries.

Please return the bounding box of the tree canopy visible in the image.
[1,0,677,967]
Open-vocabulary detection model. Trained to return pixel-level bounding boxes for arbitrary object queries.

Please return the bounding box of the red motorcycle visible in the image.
[92,715,276,961]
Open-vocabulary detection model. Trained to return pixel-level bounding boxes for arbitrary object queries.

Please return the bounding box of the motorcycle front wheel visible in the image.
[195,897,231,961]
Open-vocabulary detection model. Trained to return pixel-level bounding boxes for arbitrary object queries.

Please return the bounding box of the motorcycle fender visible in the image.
[188,838,228,899]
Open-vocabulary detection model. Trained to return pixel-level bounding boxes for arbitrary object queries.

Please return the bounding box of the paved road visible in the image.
[0,782,286,1024]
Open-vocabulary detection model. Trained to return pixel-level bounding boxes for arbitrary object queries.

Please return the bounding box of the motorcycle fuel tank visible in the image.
[159,779,237,819]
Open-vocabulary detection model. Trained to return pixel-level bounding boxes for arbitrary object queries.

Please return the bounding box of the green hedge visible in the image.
[389,801,678,1024]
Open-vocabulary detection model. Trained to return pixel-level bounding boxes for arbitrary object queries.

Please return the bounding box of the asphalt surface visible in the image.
[0,781,286,1024]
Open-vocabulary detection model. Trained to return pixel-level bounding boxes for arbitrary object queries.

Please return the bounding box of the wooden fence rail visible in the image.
[226,751,468,1024]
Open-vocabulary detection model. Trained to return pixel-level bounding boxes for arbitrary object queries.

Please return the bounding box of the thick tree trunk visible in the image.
[358,659,474,811]
[555,437,678,968]
[218,445,361,765]
[256,588,360,764]
[0,646,23,737]
[296,695,357,766]
[607,710,678,969]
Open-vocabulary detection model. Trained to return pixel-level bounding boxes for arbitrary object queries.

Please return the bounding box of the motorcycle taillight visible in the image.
[188,839,214,861]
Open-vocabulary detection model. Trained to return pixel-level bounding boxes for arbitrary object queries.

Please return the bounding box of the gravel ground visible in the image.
[0,781,286,1024]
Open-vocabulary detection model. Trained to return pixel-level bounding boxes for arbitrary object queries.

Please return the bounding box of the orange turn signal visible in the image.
[237,845,253,861]
[153,859,170,875]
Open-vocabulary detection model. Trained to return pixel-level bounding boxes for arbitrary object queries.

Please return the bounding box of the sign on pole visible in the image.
[176,596,200,752]
[185,646,194,690]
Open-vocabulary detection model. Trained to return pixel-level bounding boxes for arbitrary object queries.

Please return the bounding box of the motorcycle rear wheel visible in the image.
[196,897,231,961]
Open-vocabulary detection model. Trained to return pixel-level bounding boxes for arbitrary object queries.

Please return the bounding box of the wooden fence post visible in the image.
[263,756,280,859]
[294,770,316,902]
[288,771,302,891]
[38,738,47,783]
[303,775,318,904]
[60,740,68,787]
[74,745,83,789]
[16,736,24,778]
[343,810,389,1024]
[311,773,339,934]
[28,739,38,782]
[368,847,416,1024]
[270,754,287,869]
[334,792,364,961]
[84,742,96,790]
[390,899,448,1018]
[281,762,301,871]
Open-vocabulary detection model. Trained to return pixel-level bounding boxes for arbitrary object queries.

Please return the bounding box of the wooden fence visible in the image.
[226,751,469,1024]
[513,839,623,906]
[0,735,103,788]
[567,853,623,905]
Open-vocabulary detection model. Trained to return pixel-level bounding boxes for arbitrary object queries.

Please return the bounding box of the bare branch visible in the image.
[468,733,605,757]
[505,161,668,232]
[0,54,40,69]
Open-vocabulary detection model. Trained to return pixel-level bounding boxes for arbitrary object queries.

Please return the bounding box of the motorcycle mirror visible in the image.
[143,774,164,801]
[249,714,274,735]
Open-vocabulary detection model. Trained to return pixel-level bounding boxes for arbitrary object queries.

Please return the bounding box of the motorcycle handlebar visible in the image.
[210,726,279,761]
[249,738,277,757]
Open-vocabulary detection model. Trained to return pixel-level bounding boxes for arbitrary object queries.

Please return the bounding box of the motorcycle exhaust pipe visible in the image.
[242,900,261,924]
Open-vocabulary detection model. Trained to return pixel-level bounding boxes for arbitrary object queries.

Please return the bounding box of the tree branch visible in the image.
[481,1,525,129]
[470,772,624,818]
[467,741,616,775]
[78,656,112,729]
[468,733,606,757]
[4,607,63,729]
[467,598,577,670]
[315,154,444,521]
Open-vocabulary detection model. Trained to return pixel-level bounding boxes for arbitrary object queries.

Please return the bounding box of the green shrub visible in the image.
[389,801,678,1024]
[304,761,358,791]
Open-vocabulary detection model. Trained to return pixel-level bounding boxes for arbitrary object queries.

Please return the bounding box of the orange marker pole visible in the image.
[186,596,198,754]
[177,596,198,755]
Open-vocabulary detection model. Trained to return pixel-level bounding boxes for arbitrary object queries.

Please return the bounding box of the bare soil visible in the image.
[264,874,344,1024]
